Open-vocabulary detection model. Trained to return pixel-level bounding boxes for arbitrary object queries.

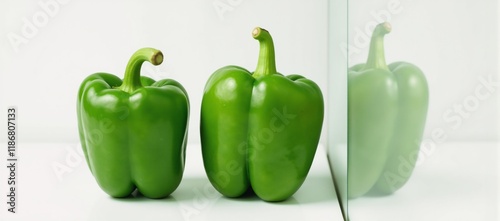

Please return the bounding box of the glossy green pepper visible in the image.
[77,48,189,198]
[200,27,324,202]
[348,23,428,198]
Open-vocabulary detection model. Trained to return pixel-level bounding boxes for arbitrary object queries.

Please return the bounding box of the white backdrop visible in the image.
[0,0,328,144]
[0,0,497,144]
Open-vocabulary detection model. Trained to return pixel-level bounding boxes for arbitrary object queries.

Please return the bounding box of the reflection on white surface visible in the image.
[1,144,343,221]
[349,142,499,221]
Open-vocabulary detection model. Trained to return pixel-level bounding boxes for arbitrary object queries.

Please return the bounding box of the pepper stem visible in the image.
[363,22,391,71]
[252,27,277,79]
[119,47,163,93]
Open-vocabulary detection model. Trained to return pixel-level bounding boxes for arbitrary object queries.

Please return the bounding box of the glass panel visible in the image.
[327,0,348,220]
[347,0,499,220]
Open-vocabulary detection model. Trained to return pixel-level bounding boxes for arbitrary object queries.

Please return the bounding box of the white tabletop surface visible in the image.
[2,142,497,221]
[0,143,343,221]
[348,142,499,221]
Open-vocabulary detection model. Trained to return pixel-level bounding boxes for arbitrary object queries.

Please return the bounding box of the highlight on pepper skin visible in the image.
[347,22,429,199]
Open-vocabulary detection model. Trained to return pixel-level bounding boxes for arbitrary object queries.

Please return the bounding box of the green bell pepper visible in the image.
[348,22,428,198]
[200,27,324,202]
[77,48,189,198]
